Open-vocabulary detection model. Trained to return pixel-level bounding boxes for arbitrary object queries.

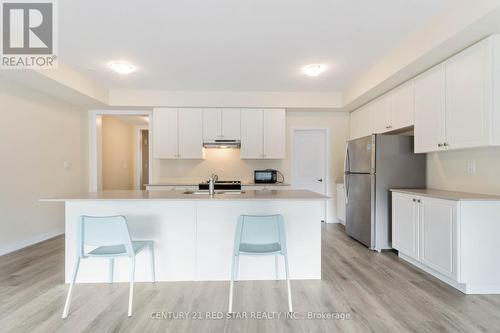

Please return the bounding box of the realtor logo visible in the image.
[1,0,58,69]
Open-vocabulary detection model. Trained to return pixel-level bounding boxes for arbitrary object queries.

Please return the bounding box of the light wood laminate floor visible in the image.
[1,224,500,333]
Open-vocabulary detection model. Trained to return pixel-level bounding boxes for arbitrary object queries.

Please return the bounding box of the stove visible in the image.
[198,180,241,191]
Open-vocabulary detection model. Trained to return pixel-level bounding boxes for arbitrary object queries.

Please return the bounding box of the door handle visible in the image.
[317,178,323,182]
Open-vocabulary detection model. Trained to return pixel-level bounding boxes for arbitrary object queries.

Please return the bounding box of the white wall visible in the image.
[154,110,350,222]
[0,78,88,255]
[427,147,500,195]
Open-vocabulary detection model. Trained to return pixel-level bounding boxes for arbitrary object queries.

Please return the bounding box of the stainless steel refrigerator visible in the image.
[344,134,426,251]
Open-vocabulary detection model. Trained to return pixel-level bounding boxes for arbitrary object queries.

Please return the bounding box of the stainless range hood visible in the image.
[202,139,241,149]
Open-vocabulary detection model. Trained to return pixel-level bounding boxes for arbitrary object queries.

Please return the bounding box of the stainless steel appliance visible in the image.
[199,180,242,191]
[254,169,278,184]
[344,134,426,251]
[202,139,241,149]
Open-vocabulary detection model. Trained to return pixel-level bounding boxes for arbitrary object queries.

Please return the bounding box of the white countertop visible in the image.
[390,188,500,201]
[145,182,290,186]
[41,189,328,202]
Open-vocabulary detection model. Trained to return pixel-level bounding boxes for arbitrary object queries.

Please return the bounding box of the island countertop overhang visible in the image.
[40,189,330,202]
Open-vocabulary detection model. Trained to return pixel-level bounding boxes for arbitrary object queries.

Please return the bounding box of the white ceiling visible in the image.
[60,0,452,92]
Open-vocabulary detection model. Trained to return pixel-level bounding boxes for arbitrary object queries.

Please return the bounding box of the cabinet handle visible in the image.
[412,198,416,202]
[443,142,449,147]
[386,125,393,129]
[438,143,443,147]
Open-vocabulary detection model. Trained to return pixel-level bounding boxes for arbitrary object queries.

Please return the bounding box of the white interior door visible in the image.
[292,129,327,221]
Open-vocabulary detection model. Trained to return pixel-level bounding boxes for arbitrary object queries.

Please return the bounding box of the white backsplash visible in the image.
[153,148,285,183]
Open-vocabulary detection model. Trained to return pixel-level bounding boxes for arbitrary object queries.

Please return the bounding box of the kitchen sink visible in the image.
[182,190,244,195]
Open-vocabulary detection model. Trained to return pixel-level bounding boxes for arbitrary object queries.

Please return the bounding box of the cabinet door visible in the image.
[221,108,241,140]
[414,64,446,153]
[392,193,418,259]
[241,109,264,159]
[350,106,371,139]
[263,109,286,159]
[419,197,457,279]
[178,108,204,159]
[350,108,362,139]
[202,108,222,140]
[370,94,392,133]
[153,108,178,159]
[445,38,491,150]
[391,80,414,130]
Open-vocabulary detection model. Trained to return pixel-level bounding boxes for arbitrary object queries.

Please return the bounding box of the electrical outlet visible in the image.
[466,160,476,175]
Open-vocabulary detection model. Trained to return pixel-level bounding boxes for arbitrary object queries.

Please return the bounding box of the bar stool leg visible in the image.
[62,257,81,319]
[228,254,237,313]
[150,243,156,282]
[284,253,293,313]
[109,258,114,283]
[275,255,279,280]
[128,257,135,317]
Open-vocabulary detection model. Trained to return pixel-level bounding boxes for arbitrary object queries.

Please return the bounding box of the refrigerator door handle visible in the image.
[344,142,350,204]
[344,173,349,204]
[344,141,350,173]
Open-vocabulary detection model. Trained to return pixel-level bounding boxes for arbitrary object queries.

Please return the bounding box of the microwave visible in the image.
[254,169,278,184]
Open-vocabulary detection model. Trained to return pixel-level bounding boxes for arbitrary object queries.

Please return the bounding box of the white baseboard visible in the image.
[0,228,64,256]
[399,253,467,293]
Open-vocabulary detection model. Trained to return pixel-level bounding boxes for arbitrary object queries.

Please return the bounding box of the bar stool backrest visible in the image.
[79,215,134,257]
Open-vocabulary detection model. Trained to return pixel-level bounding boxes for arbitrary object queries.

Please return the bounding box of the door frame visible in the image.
[134,126,149,190]
[291,128,330,221]
[89,110,153,192]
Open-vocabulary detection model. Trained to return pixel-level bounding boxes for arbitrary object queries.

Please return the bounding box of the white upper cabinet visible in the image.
[391,80,414,130]
[178,108,204,159]
[414,35,500,153]
[202,108,222,141]
[221,109,241,140]
[241,109,264,158]
[203,108,241,141]
[370,94,392,134]
[153,108,178,159]
[153,108,204,159]
[350,105,372,139]
[414,64,447,153]
[350,81,414,140]
[263,109,286,159]
[241,109,285,159]
[351,35,500,153]
[445,38,492,150]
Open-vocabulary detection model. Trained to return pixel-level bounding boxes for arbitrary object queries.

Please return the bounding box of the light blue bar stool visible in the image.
[228,214,292,313]
[62,215,155,318]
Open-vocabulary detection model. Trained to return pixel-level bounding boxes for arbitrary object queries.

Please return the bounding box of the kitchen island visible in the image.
[42,190,327,283]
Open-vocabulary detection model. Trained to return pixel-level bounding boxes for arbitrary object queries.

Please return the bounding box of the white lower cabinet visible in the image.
[392,193,419,260]
[392,193,457,280]
[392,191,500,294]
[419,197,457,280]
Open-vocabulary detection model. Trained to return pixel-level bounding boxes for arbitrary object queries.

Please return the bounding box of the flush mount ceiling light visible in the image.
[302,63,326,77]
[108,61,136,75]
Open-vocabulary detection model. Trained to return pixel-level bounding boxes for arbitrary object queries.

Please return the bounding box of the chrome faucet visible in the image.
[207,173,218,196]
